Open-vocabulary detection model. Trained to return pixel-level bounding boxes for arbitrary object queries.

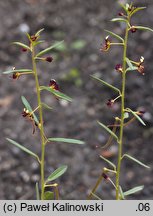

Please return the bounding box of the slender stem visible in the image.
[116,18,129,200]
[87,170,104,200]
[31,44,46,200]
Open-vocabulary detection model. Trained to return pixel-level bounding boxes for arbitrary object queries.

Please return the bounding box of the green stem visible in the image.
[87,170,104,200]
[31,45,45,200]
[116,19,129,200]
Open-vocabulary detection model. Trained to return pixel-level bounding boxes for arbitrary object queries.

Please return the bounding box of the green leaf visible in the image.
[44,191,54,200]
[127,108,146,126]
[135,26,153,32]
[104,30,124,42]
[118,3,127,12]
[48,138,85,145]
[71,40,86,50]
[35,182,40,200]
[125,3,130,10]
[12,42,31,51]
[126,57,135,70]
[100,155,116,170]
[21,96,39,124]
[46,165,68,183]
[122,154,150,169]
[3,69,33,74]
[41,103,52,111]
[126,66,138,72]
[33,40,45,46]
[40,86,72,102]
[130,7,146,17]
[124,185,144,196]
[35,28,44,37]
[119,186,125,200]
[111,18,127,23]
[6,138,39,160]
[91,75,121,94]
[98,121,118,141]
[36,41,64,57]
[54,42,67,52]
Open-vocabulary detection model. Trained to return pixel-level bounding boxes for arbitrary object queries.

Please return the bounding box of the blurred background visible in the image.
[0,0,153,199]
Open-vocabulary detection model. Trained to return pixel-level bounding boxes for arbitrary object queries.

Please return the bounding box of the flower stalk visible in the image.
[31,44,46,200]
[116,15,129,200]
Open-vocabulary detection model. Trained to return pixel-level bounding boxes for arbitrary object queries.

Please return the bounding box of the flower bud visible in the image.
[12,72,20,80]
[106,99,114,107]
[130,26,137,33]
[21,48,28,52]
[115,64,123,73]
[102,173,109,180]
[118,12,124,16]
[45,56,53,62]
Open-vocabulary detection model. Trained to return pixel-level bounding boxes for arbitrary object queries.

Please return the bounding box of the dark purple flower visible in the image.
[45,56,53,63]
[115,64,123,73]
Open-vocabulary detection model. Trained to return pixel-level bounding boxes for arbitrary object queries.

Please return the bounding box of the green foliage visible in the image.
[46,166,68,183]
[126,108,146,126]
[124,186,144,196]
[3,69,32,74]
[91,75,121,94]
[6,138,39,161]
[21,96,39,125]
[44,191,54,200]
[40,86,72,102]
[48,137,85,145]
[36,41,64,57]
[12,42,31,51]
[35,182,40,200]
[104,30,124,42]
[98,121,118,141]
[70,40,86,50]
[100,155,116,170]
[122,154,150,169]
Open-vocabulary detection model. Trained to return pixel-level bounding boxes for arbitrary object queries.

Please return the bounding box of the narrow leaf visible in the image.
[46,165,68,183]
[111,18,127,23]
[42,103,52,110]
[35,182,40,200]
[130,7,146,17]
[6,138,39,160]
[124,185,144,196]
[34,40,45,46]
[135,26,153,32]
[118,3,127,12]
[12,42,31,51]
[126,66,138,72]
[122,154,150,169]
[44,191,54,200]
[100,155,116,170]
[21,96,39,124]
[48,138,85,145]
[36,41,64,57]
[71,40,86,50]
[40,86,72,102]
[35,28,44,36]
[104,30,124,42]
[3,69,33,74]
[126,57,135,70]
[91,75,120,94]
[119,186,125,200]
[98,121,118,141]
[127,108,146,126]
